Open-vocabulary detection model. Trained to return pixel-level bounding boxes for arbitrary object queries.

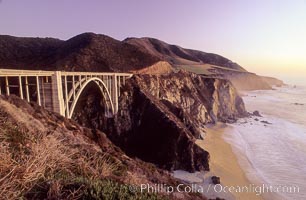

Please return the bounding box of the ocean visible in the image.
[225,85,306,200]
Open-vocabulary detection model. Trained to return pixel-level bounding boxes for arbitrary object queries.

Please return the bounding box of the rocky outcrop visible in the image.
[132,71,247,124]
[253,110,262,117]
[113,86,210,172]
[74,71,247,172]
[211,176,221,185]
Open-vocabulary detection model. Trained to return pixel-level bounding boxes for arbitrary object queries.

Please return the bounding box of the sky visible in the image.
[0,0,305,85]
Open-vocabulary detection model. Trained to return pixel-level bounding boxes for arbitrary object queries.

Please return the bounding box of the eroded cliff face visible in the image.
[222,72,272,91]
[135,71,247,125]
[211,78,247,122]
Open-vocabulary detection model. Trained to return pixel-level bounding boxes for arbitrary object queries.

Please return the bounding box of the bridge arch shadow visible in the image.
[68,78,114,119]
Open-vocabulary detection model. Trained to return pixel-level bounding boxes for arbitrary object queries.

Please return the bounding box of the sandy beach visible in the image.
[196,123,264,200]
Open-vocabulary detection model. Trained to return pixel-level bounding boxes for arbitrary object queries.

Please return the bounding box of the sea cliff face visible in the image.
[131,71,247,125]
[74,71,247,172]
[223,72,272,90]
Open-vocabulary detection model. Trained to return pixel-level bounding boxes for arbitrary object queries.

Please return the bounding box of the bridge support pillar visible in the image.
[18,76,24,99]
[25,77,30,102]
[112,74,118,113]
[51,72,65,116]
[36,76,41,106]
[5,77,10,95]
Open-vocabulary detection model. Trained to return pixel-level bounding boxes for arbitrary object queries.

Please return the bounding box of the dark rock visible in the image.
[261,120,272,125]
[224,117,237,124]
[112,83,210,172]
[293,103,304,106]
[211,176,221,184]
[255,118,259,121]
[209,198,225,200]
[253,110,262,117]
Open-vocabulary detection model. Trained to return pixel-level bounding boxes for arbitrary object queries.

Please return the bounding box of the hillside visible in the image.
[0,33,160,72]
[124,37,246,71]
[0,95,205,200]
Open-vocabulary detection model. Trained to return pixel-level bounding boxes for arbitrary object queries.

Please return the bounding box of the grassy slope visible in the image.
[0,95,205,200]
[174,64,246,76]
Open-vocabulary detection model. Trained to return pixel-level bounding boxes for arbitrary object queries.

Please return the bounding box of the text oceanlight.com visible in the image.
[211,184,299,195]
[132,183,300,196]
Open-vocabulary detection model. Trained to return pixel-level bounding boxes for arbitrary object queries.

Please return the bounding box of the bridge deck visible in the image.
[0,69,132,77]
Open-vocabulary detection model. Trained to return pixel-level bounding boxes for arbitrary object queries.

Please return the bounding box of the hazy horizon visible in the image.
[0,0,305,85]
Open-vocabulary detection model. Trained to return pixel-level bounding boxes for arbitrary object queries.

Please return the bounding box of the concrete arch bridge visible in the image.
[0,69,132,118]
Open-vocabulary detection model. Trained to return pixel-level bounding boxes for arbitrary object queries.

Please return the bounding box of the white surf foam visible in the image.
[224,85,306,199]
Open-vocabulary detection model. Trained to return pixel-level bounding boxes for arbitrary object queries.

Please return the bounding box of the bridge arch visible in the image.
[67,77,115,119]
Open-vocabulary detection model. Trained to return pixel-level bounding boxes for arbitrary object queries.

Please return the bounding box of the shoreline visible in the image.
[172,87,306,199]
[196,123,264,200]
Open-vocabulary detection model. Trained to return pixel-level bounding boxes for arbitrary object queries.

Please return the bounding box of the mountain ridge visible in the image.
[0,33,160,72]
[0,32,284,90]
[124,37,246,71]
[0,32,246,73]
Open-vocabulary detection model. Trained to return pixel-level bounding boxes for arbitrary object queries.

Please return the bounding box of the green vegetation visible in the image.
[26,177,169,200]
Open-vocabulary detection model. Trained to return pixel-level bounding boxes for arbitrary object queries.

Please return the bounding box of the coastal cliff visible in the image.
[73,71,247,173]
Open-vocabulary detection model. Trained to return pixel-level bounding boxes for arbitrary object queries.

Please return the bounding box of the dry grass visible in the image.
[0,98,174,200]
[0,113,120,199]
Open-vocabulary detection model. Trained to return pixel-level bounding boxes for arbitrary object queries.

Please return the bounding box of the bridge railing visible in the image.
[0,69,133,77]
[0,69,55,76]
